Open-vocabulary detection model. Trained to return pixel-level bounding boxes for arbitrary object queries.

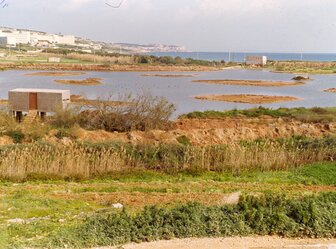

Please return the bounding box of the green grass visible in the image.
[0,162,335,248]
[83,162,336,186]
[182,107,336,123]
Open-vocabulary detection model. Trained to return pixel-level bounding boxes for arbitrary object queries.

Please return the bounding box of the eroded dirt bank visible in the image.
[75,116,335,146]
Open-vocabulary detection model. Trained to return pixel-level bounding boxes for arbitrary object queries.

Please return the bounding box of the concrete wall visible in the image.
[8,92,29,112]
[9,91,70,113]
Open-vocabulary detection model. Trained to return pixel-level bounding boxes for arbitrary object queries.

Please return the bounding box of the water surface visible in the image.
[0,69,335,117]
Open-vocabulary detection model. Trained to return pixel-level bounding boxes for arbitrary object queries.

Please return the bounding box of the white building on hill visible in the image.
[245,56,268,66]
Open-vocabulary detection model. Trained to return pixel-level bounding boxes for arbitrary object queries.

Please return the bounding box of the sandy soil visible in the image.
[142,74,196,77]
[194,94,301,104]
[193,79,304,87]
[99,237,336,249]
[25,71,86,76]
[55,77,102,85]
[324,88,336,93]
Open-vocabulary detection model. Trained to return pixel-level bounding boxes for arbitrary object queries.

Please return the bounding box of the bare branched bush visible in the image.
[78,93,175,132]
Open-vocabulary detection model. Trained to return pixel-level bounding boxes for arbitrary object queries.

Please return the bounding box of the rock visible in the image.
[60,137,73,146]
[112,203,124,209]
[222,191,241,205]
[7,218,25,224]
[292,75,310,81]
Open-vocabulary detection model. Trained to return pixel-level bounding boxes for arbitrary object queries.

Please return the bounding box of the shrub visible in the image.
[5,130,25,143]
[48,106,79,129]
[78,93,175,132]
[49,193,336,248]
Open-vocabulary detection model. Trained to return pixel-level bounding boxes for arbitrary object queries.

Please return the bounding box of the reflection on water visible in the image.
[0,69,335,117]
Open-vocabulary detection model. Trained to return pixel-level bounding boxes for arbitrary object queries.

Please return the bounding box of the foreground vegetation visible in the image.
[49,193,336,248]
[0,105,335,248]
[1,162,335,248]
[0,136,335,181]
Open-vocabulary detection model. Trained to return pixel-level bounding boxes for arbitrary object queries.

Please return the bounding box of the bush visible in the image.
[79,93,175,132]
[6,130,25,143]
[48,106,79,129]
[50,193,336,248]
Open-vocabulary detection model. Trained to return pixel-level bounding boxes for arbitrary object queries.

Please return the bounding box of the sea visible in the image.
[146,52,336,62]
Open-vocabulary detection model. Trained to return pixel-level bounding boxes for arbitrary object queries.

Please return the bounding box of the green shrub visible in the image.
[6,130,25,143]
[49,193,336,248]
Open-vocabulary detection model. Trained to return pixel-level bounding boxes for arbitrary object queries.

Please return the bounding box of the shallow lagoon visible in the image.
[0,69,335,116]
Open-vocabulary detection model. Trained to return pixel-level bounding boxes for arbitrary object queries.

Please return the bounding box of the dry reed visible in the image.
[0,140,333,181]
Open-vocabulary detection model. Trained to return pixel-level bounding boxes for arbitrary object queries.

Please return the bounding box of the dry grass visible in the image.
[0,140,333,181]
[55,77,103,85]
[193,79,305,87]
[194,94,302,104]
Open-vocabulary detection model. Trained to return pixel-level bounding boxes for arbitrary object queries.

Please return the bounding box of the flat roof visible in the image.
[9,88,70,94]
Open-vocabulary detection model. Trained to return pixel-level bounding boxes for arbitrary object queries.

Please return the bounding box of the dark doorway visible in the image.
[29,92,38,110]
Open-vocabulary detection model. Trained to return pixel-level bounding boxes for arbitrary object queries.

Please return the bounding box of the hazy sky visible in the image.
[1,0,336,52]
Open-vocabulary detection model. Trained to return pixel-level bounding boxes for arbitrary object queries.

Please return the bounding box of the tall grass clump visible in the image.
[49,193,336,248]
[0,137,334,181]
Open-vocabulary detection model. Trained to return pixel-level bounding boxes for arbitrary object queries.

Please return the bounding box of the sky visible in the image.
[1,0,336,52]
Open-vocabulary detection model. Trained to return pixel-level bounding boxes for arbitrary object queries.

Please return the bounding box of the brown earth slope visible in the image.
[76,116,335,146]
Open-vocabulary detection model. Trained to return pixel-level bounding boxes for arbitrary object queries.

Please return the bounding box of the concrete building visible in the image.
[56,35,75,45]
[48,57,61,63]
[245,56,267,66]
[0,36,16,46]
[9,88,70,121]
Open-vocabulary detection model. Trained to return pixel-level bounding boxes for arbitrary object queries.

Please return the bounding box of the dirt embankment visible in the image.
[0,62,219,72]
[194,94,301,104]
[193,79,305,87]
[76,116,335,146]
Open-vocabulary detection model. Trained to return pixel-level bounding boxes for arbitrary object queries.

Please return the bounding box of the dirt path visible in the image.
[99,237,336,249]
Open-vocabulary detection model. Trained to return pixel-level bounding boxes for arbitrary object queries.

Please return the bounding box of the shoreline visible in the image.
[193,79,305,87]
[195,94,302,104]
[0,62,222,72]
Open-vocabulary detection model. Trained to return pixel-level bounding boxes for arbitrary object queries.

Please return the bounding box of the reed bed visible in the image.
[0,139,334,181]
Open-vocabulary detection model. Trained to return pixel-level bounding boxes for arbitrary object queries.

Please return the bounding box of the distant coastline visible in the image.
[145,52,336,62]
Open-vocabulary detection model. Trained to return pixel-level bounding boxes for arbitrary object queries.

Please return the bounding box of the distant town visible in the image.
[0,26,187,54]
